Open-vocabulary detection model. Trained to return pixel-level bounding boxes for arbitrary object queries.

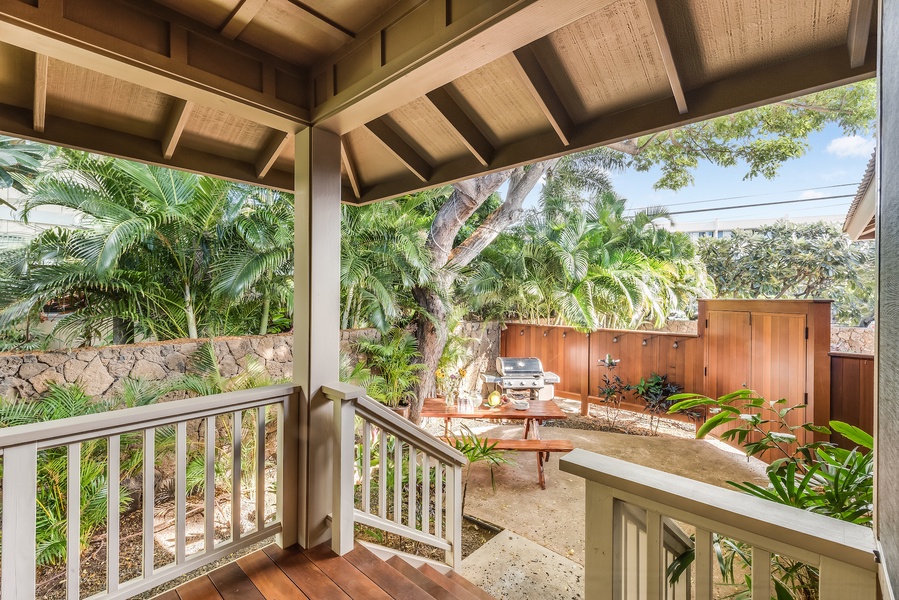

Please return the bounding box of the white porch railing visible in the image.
[561,449,878,600]
[326,384,467,568]
[0,383,297,600]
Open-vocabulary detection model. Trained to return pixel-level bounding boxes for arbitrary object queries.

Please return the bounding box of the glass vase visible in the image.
[445,391,456,406]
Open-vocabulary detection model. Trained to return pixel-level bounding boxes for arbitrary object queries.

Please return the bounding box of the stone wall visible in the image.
[831,325,875,354]
[0,322,501,399]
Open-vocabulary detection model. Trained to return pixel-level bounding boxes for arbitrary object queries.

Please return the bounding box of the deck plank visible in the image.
[263,545,352,600]
[303,543,392,600]
[236,547,308,599]
[386,556,459,600]
[154,591,182,600]
[343,544,433,600]
[207,562,265,600]
[175,575,225,600]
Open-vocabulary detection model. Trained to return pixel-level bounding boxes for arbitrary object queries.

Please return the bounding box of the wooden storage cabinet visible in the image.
[698,300,832,453]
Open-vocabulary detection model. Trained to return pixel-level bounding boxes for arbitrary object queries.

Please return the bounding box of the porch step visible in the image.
[161,541,496,600]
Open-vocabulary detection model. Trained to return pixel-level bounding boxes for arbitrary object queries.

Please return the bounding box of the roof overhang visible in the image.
[0,0,879,203]
[845,151,877,240]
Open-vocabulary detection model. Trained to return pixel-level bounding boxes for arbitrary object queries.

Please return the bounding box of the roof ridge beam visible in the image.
[424,88,493,166]
[33,53,48,133]
[364,118,432,182]
[847,0,875,68]
[510,45,573,146]
[256,131,292,177]
[220,0,268,40]
[311,0,616,133]
[161,98,194,160]
[643,0,688,114]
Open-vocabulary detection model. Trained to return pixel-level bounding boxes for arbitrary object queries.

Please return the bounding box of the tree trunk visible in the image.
[259,291,271,336]
[410,281,450,424]
[184,283,198,338]
[112,317,135,344]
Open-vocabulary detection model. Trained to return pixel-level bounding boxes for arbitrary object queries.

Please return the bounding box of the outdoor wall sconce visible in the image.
[562,332,567,338]
[612,336,618,343]
[642,339,648,346]
[672,342,679,349]
[599,354,620,369]
[543,330,548,337]
[520,329,524,335]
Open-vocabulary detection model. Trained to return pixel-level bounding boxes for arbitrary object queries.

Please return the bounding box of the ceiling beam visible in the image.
[847,0,875,68]
[220,0,268,40]
[0,101,293,192]
[0,0,310,133]
[33,53,48,133]
[510,45,573,146]
[255,130,292,177]
[285,0,354,43]
[642,0,687,114]
[364,119,432,182]
[424,88,493,166]
[347,36,876,204]
[312,0,616,133]
[341,139,362,199]
[161,98,194,160]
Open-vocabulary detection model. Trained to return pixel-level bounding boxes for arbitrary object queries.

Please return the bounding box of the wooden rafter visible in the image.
[510,46,573,146]
[643,0,687,114]
[256,131,292,178]
[347,38,876,203]
[161,98,194,160]
[0,101,292,191]
[340,139,361,199]
[220,0,268,40]
[848,0,875,68]
[364,119,432,182]
[285,0,354,43]
[33,53,48,133]
[424,88,493,167]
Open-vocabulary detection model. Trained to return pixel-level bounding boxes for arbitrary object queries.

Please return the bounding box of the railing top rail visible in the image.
[561,448,877,571]
[0,383,298,450]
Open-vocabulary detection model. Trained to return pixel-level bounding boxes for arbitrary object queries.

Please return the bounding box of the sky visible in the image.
[522,123,875,227]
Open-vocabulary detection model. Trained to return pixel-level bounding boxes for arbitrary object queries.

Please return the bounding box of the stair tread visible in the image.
[386,555,462,600]
[447,571,497,600]
[303,542,392,600]
[417,563,482,600]
[343,544,436,600]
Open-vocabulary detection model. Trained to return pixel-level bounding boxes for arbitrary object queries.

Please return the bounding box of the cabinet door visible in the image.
[750,312,808,455]
[705,310,752,398]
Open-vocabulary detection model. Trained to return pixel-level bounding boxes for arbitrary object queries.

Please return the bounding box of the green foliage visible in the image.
[622,80,875,190]
[354,328,425,407]
[633,373,681,434]
[669,390,874,599]
[447,424,512,512]
[698,222,875,326]
[597,374,632,428]
[0,135,46,198]
[468,192,710,330]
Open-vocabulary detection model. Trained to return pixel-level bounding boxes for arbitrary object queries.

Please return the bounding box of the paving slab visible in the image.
[459,531,583,600]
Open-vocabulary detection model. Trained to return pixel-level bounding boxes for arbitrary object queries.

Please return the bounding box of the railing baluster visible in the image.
[108,434,120,592]
[232,410,242,542]
[695,528,713,600]
[421,453,430,534]
[67,443,81,600]
[435,462,442,540]
[175,422,187,563]
[645,510,663,600]
[407,446,417,529]
[379,428,387,519]
[446,463,462,567]
[393,436,402,523]
[751,547,771,600]
[362,420,371,514]
[205,416,215,553]
[2,443,38,600]
[143,428,155,578]
[256,406,265,533]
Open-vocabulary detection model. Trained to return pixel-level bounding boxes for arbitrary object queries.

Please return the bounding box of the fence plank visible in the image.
[67,443,82,600]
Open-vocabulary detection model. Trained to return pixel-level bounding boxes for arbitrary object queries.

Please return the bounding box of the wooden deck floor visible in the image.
[157,542,494,600]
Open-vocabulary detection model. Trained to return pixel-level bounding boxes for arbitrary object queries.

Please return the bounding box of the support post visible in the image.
[327,384,363,555]
[294,127,342,548]
[584,481,615,600]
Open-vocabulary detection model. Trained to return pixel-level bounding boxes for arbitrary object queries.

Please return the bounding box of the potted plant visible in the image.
[354,328,425,418]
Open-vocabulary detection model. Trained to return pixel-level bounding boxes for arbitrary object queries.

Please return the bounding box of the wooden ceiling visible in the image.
[0,0,877,203]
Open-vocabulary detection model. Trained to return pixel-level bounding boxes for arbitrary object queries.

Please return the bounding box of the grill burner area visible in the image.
[484,357,561,401]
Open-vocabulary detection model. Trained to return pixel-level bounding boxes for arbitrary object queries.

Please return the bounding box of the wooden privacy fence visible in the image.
[500,323,704,423]
[830,352,875,449]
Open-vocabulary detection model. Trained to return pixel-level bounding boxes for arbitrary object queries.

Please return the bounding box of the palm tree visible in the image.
[0,135,46,202]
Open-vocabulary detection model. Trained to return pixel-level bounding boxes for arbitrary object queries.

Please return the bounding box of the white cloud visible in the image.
[826,135,875,158]
[799,189,825,200]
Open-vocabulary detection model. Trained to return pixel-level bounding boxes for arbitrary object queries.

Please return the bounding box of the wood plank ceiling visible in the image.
[0,0,878,204]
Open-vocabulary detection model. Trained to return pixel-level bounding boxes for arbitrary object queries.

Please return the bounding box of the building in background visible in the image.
[667,213,846,239]
[0,186,80,249]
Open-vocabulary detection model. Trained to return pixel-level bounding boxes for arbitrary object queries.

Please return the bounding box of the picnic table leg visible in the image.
[532,419,542,440]
[523,419,531,439]
[537,451,546,489]
[444,418,450,437]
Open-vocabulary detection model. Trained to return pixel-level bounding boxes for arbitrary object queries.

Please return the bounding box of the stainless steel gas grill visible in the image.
[483,357,561,401]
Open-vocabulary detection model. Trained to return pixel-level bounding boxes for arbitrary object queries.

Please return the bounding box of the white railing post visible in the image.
[819,556,877,600]
[585,480,615,600]
[446,463,463,567]
[2,443,38,600]
[324,383,366,556]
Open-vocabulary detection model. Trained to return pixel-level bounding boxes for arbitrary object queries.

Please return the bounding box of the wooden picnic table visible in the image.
[420,396,567,439]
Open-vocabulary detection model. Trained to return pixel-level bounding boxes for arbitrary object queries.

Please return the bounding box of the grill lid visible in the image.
[496,357,544,375]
